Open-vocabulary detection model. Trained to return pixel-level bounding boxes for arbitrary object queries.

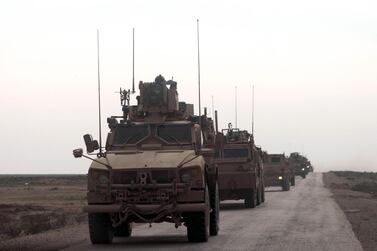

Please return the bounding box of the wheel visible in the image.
[256,186,261,206]
[88,213,114,244]
[209,182,219,236]
[282,177,290,191]
[290,175,295,186]
[187,186,209,242]
[114,222,132,237]
[301,174,306,179]
[245,188,256,208]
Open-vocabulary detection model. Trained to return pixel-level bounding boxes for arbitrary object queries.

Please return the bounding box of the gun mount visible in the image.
[115,75,194,124]
[221,123,253,144]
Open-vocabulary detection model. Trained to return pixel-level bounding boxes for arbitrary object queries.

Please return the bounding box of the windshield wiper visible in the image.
[167,135,182,146]
[124,134,137,145]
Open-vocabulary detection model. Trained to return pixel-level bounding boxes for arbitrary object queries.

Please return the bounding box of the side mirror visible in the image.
[83,134,99,153]
[73,148,83,158]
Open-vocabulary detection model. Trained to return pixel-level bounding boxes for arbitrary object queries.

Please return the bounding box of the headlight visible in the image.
[180,167,202,185]
[98,174,109,184]
[278,176,283,180]
[88,169,109,189]
[301,168,305,171]
[181,173,192,183]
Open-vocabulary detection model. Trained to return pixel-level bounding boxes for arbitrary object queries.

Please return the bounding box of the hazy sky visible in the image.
[0,0,376,173]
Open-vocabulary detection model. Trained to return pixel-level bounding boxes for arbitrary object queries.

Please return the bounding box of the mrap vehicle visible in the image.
[73,75,219,244]
[289,152,310,178]
[215,124,265,208]
[263,153,294,191]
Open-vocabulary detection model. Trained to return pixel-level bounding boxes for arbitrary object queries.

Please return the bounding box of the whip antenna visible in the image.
[235,86,238,128]
[132,27,135,94]
[197,19,201,116]
[211,95,214,118]
[252,84,255,136]
[96,29,103,155]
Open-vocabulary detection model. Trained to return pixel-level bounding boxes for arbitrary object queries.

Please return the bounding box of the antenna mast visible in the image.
[96,29,103,155]
[252,84,255,136]
[235,86,238,128]
[132,27,135,94]
[211,95,214,118]
[197,19,201,116]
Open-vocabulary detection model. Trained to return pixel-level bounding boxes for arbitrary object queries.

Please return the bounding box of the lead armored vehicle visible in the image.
[73,75,219,244]
[289,152,310,178]
[215,124,264,208]
[263,153,294,191]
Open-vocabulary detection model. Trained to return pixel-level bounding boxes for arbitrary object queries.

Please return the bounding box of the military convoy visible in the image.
[215,124,264,208]
[73,74,314,244]
[263,153,294,191]
[73,75,219,243]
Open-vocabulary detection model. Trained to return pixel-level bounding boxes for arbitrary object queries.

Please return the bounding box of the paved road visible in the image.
[62,173,363,251]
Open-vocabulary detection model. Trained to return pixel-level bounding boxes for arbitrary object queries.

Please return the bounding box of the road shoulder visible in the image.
[323,171,377,251]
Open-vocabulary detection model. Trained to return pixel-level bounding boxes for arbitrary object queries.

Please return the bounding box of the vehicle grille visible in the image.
[112,171,137,184]
[112,170,176,184]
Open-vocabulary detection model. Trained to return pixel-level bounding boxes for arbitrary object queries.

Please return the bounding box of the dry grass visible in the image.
[0,175,87,241]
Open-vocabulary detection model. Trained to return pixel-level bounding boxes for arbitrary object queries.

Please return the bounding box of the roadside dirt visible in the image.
[0,175,87,250]
[323,171,377,251]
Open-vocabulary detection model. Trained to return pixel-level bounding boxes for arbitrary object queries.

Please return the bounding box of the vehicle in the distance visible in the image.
[289,152,311,178]
[73,75,219,244]
[215,124,264,208]
[263,153,294,191]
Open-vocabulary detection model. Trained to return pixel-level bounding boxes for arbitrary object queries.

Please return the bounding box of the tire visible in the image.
[256,186,261,206]
[291,175,295,186]
[114,222,132,237]
[209,182,219,236]
[245,188,256,208]
[187,186,209,242]
[282,177,290,191]
[88,213,114,244]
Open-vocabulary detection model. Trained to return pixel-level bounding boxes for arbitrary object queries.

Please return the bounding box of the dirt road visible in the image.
[57,173,361,251]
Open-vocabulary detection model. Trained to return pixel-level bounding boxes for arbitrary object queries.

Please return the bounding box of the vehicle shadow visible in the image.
[220,202,248,210]
[101,235,204,249]
[265,187,284,193]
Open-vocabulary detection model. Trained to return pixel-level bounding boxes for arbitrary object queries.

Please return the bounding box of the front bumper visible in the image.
[84,203,207,213]
[264,174,287,186]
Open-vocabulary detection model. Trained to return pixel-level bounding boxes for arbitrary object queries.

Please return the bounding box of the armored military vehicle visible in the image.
[73,75,219,244]
[289,152,310,178]
[215,124,264,208]
[263,153,294,191]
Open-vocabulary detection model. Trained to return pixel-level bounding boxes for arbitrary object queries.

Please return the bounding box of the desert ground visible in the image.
[323,171,377,251]
[0,172,375,251]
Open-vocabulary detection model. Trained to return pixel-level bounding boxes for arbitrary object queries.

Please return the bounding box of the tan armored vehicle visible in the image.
[73,75,219,244]
[263,153,294,191]
[215,124,265,208]
[289,152,310,178]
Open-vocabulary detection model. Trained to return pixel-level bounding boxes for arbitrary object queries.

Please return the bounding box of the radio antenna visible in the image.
[132,28,135,94]
[96,29,103,155]
[252,84,255,136]
[235,86,238,128]
[197,19,201,116]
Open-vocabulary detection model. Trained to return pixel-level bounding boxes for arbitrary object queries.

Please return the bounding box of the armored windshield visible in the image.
[223,148,249,158]
[113,125,149,145]
[157,124,192,144]
[271,156,281,163]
